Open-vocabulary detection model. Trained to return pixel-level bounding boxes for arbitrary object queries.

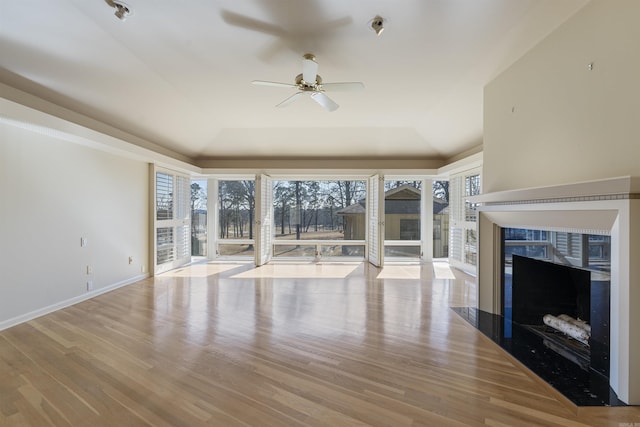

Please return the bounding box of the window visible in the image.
[273,180,365,241]
[449,168,481,273]
[272,180,366,258]
[156,173,173,221]
[191,180,207,256]
[464,229,477,265]
[383,180,423,259]
[465,174,480,222]
[154,170,191,273]
[433,180,449,258]
[216,179,255,257]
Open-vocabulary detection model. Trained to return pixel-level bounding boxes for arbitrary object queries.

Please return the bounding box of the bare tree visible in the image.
[433,180,449,202]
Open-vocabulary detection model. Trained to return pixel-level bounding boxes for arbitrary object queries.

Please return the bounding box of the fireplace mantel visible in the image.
[469,176,640,205]
[473,176,640,405]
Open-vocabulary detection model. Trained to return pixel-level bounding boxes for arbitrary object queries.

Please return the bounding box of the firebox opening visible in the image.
[512,255,592,368]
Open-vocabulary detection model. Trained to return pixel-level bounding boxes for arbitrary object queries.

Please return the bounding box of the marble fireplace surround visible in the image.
[469,176,640,405]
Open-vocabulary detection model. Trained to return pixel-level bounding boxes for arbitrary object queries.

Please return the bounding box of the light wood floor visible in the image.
[0,261,638,426]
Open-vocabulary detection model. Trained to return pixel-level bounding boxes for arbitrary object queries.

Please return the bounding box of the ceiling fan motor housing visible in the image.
[295,73,322,90]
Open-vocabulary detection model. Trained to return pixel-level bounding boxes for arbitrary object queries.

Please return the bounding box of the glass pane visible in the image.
[156,172,173,220]
[218,180,255,240]
[384,245,421,258]
[464,174,480,222]
[191,181,207,256]
[176,225,190,259]
[273,245,316,257]
[399,219,420,240]
[157,227,174,264]
[191,180,207,256]
[320,244,365,257]
[465,174,480,196]
[218,243,254,257]
[464,229,477,265]
[433,180,449,258]
[273,180,366,240]
[384,181,421,240]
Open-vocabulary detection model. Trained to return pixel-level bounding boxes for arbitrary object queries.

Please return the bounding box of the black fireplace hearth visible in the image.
[452,306,624,406]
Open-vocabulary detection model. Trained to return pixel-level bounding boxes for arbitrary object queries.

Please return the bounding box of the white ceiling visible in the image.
[0,0,588,163]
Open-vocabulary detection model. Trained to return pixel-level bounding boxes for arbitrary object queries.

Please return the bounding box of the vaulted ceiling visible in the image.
[0,0,588,163]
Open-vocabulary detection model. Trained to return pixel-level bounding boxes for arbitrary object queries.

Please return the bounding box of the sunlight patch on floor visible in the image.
[376,265,422,279]
[163,263,248,278]
[433,261,456,279]
[231,262,360,279]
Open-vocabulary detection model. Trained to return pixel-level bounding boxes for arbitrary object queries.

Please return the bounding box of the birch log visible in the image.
[557,314,591,334]
[542,314,590,344]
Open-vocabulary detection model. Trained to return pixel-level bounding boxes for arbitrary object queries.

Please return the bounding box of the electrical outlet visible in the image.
[128,256,133,265]
[87,281,93,291]
[141,265,146,273]
[87,265,93,275]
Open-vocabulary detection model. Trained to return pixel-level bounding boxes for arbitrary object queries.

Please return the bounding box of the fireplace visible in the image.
[505,233,611,380]
[469,176,640,405]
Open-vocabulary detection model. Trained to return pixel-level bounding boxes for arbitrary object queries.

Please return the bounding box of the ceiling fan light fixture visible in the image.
[370,15,385,36]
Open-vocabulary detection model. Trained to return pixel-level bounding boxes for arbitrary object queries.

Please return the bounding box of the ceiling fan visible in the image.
[252,54,364,112]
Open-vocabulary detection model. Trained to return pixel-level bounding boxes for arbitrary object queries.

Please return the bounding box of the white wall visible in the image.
[0,122,149,327]
[483,0,640,193]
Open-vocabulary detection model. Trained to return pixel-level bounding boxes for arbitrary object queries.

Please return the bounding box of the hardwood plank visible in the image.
[0,261,638,426]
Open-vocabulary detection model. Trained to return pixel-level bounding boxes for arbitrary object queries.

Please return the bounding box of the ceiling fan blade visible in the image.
[321,82,365,92]
[311,92,339,112]
[305,16,354,37]
[252,80,296,88]
[276,92,304,108]
[302,55,318,84]
[221,10,288,37]
[321,16,353,31]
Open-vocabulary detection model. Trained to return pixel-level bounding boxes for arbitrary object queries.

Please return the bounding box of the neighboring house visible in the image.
[337,184,449,257]
[336,201,367,241]
[433,198,449,258]
[337,184,421,241]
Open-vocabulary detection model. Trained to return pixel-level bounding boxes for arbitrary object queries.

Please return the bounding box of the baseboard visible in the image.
[0,274,149,332]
